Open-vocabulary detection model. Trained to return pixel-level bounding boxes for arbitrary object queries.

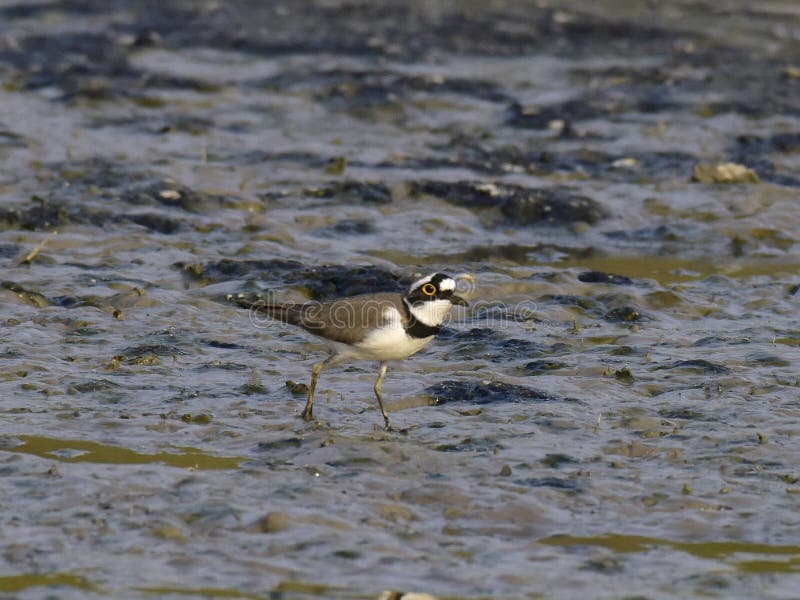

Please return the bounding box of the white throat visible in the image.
[406,298,453,327]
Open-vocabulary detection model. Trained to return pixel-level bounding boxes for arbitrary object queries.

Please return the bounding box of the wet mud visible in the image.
[1,0,800,599]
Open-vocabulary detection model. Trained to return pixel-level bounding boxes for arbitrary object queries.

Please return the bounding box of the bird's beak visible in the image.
[450,294,468,306]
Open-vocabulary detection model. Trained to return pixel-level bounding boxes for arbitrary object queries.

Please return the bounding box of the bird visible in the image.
[240,272,468,430]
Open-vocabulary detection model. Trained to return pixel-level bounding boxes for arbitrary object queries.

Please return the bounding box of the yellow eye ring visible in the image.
[421,283,437,296]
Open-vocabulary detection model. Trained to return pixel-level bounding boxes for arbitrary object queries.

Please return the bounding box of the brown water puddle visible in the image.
[6,435,242,470]
[0,572,98,594]
[541,533,800,573]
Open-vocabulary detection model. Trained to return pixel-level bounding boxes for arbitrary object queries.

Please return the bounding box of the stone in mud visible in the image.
[125,213,183,234]
[248,511,290,533]
[121,182,220,212]
[122,343,185,361]
[541,453,578,468]
[513,476,583,491]
[181,258,305,282]
[184,259,402,301]
[744,352,790,368]
[1,282,51,308]
[412,181,606,225]
[506,99,607,130]
[444,328,545,363]
[0,197,102,231]
[538,294,603,316]
[691,162,759,184]
[578,271,633,285]
[324,219,376,236]
[377,592,439,600]
[658,407,704,420]
[305,181,393,205]
[435,437,503,453]
[299,265,404,300]
[659,359,730,374]
[501,188,606,225]
[285,380,309,395]
[426,380,564,405]
[523,360,568,374]
[421,134,698,181]
[604,306,642,322]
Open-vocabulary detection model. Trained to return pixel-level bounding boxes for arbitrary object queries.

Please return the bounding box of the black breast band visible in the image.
[401,299,440,338]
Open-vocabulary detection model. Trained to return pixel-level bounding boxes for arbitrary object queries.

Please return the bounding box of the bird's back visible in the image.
[246,292,408,345]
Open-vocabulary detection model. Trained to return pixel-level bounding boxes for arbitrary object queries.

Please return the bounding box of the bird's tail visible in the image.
[233,295,304,326]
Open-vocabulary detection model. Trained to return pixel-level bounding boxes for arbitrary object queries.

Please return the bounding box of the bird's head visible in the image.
[405,272,469,327]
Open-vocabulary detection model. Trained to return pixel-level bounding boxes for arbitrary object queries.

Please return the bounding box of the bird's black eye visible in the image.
[421,283,437,296]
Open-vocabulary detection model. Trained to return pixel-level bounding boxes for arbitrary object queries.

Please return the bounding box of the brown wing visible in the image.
[247,293,407,345]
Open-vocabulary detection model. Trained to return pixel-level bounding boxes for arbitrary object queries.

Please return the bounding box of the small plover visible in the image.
[244,272,468,430]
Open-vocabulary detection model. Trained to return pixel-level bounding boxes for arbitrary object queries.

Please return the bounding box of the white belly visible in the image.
[334,326,434,362]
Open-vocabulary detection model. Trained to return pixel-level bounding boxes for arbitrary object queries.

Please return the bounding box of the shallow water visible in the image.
[1,1,799,598]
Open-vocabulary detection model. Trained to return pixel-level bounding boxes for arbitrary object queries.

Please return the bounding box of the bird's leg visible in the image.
[302,354,337,421]
[373,361,392,430]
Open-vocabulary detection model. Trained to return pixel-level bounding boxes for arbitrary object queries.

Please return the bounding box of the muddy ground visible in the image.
[1,1,799,598]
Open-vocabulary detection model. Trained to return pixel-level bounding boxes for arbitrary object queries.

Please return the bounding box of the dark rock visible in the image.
[202,339,245,350]
[327,219,375,235]
[285,380,309,395]
[658,408,705,420]
[541,453,578,468]
[434,437,503,452]
[513,476,583,491]
[444,328,545,363]
[1,281,51,307]
[412,181,606,225]
[578,271,633,285]
[500,188,606,225]
[604,306,642,322]
[744,353,790,368]
[120,181,219,212]
[182,259,402,301]
[249,511,289,533]
[256,437,304,451]
[180,258,305,282]
[71,379,118,393]
[124,213,183,234]
[426,379,566,405]
[658,359,730,374]
[539,294,602,315]
[291,265,402,300]
[522,360,568,374]
[0,197,107,231]
[122,343,185,358]
[305,181,392,205]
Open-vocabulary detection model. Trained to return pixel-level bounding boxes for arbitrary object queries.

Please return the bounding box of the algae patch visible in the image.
[4,436,242,470]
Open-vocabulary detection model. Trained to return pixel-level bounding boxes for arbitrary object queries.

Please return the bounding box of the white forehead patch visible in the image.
[409,273,434,292]
[408,273,456,293]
